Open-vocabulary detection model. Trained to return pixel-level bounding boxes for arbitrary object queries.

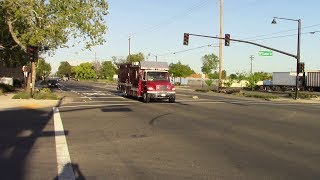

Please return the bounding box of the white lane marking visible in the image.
[53,107,75,180]
[89,98,92,100]
[59,103,130,108]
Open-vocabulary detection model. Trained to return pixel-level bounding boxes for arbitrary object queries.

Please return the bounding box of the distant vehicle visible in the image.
[48,79,59,88]
[260,71,320,92]
[118,61,176,103]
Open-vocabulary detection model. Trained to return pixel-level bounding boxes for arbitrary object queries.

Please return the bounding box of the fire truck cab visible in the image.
[118,61,175,103]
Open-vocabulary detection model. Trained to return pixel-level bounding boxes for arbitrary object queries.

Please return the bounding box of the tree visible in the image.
[208,71,219,79]
[253,72,272,81]
[127,53,145,63]
[201,54,219,75]
[112,56,126,65]
[1,0,108,94]
[169,61,195,84]
[74,62,96,79]
[92,60,102,78]
[1,0,109,51]
[57,61,72,77]
[36,58,51,80]
[100,61,117,80]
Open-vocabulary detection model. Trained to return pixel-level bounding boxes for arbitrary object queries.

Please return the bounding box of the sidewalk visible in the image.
[0,93,60,111]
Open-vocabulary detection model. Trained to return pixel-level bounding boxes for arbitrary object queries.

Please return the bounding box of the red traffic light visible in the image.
[183,33,189,46]
[225,34,230,46]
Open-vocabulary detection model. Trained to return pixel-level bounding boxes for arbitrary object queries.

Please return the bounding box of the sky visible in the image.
[45,0,320,75]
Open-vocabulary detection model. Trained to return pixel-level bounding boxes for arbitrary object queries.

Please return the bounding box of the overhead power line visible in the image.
[129,0,211,37]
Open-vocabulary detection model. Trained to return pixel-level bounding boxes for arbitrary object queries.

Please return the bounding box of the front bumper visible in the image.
[147,91,175,99]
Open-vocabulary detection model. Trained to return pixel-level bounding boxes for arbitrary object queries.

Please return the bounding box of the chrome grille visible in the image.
[156,85,168,91]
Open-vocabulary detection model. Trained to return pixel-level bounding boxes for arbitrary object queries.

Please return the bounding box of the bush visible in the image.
[38,88,52,93]
[12,91,31,99]
[33,88,57,100]
[205,79,213,87]
[0,89,3,96]
[0,83,15,93]
[288,92,318,99]
[33,92,58,100]
[236,92,278,99]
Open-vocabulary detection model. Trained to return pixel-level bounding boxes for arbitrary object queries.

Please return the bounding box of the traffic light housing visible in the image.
[225,34,230,46]
[27,45,38,61]
[298,62,305,73]
[183,33,189,46]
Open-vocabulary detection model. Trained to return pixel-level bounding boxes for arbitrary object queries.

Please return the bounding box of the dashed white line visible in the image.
[53,107,75,180]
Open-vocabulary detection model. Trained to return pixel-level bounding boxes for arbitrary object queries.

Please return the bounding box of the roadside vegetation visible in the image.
[288,92,318,99]
[12,88,58,100]
[0,83,15,95]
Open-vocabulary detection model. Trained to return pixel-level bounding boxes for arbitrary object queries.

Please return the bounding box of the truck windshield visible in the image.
[146,71,169,81]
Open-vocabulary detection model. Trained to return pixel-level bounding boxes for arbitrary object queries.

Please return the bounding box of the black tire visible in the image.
[169,96,175,103]
[143,92,150,103]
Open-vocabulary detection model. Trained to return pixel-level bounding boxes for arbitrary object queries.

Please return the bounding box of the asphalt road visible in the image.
[1,80,320,180]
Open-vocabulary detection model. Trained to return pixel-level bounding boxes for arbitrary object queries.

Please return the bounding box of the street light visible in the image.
[148,53,158,62]
[272,17,301,100]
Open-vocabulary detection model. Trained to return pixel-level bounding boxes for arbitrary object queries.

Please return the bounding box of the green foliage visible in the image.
[36,58,51,79]
[234,72,247,82]
[74,62,97,79]
[201,54,219,75]
[208,71,219,79]
[57,61,72,77]
[288,92,318,99]
[169,61,195,79]
[12,91,31,99]
[100,61,117,80]
[236,92,279,100]
[229,74,237,80]
[33,91,58,100]
[205,79,213,87]
[127,53,145,63]
[246,73,260,90]
[1,0,108,50]
[223,79,234,87]
[38,88,52,94]
[253,72,272,81]
[0,83,15,93]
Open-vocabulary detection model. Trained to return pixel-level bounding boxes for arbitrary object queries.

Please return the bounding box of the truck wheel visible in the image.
[169,96,175,103]
[143,92,150,103]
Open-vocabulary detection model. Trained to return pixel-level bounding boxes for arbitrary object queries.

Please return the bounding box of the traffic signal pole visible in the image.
[218,0,223,88]
[188,33,296,58]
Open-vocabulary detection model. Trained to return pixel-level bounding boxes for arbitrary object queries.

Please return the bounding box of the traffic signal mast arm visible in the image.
[188,33,297,59]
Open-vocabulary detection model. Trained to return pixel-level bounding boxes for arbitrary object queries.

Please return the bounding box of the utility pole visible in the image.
[218,0,223,88]
[250,55,254,75]
[128,36,131,56]
[250,55,254,91]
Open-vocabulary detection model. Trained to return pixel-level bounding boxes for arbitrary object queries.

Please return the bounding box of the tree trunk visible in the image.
[31,62,36,95]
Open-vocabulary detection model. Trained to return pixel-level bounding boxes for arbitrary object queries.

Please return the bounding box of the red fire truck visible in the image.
[118,61,176,103]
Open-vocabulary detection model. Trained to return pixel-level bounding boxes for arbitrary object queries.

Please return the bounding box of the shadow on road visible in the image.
[0,108,54,179]
[53,163,86,180]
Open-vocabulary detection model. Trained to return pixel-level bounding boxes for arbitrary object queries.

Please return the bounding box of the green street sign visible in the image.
[259,50,273,56]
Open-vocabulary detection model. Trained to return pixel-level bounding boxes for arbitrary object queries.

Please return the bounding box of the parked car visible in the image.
[48,79,59,88]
